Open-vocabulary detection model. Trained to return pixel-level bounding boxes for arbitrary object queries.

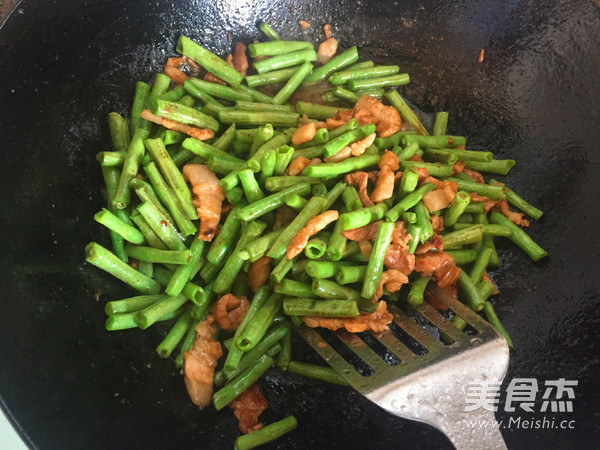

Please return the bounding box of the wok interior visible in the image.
[0,0,599,448]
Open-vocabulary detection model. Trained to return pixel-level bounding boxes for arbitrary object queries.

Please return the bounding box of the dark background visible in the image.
[1,0,599,448]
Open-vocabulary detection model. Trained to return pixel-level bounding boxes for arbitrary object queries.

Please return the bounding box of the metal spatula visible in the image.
[297,285,510,450]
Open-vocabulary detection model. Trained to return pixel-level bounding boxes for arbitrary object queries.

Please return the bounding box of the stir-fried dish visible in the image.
[87,21,546,449]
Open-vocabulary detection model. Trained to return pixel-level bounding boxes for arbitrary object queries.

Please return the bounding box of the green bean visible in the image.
[446,249,478,265]
[270,256,295,283]
[129,177,175,224]
[158,86,185,102]
[124,245,191,264]
[94,208,145,244]
[322,124,376,158]
[234,415,297,450]
[186,77,252,103]
[182,78,224,106]
[130,212,166,250]
[384,90,428,136]
[429,147,493,163]
[149,97,219,132]
[469,246,493,284]
[386,183,435,222]
[345,60,375,71]
[403,134,467,148]
[214,221,267,294]
[446,177,505,200]
[457,270,485,312]
[237,183,312,223]
[134,295,188,330]
[267,196,328,260]
[443,191,471,227]
[235,293,283,352]
[137,201,186,251]
[442,224,483,249]
[304,238,327,259]
[174,320,199,368]
[339,203,388,230]
[454,223,512,237]
[295,101,345,120]
[408,275,431,306]
[324,120,355,142]
[342,186,362,212]
[312,278,362,301]
[212,123,236,151]
[413,202,433,244]
[399,160,453,177]
[112,129,149,209]
[285,193,308,210]
[335,265,367,285]
[463,203,484,215]
[304,154,379,178]
[287,361,348,386]
[224,285,273,371]
[361,221,395,299]
[423,148,458,165]
[238,169,266,203]
[296,127,330,149]
[275,279,315,298]
[246,67,297,87]
[265,177,324,193]
[329,65,400,85]
[277,327,292,370]
[291,145,325,160]
[465,159,516,175]
[171,148,194,167]
[108,112,131,152]
[433,111,449,136]
[374,131,417,151]
[223,321,289,380]
[104,294,165,316]
[164,235,206,299]
[304,46,359,85]
[399,167,419,197]
[490,179,543,220]
[156,308,194,358]
[326,220,347,262]
[176,35,243,87]
[218,109,299,127]
[207,157,246,175]
[273,146,295,175]
[143,162,197,236]
[483,301,513,349]
[393,142,420,162]
[353,88,385,98]
[213,353,274,411]
[105,308,178,331]
[205,201,245,266]
[85,242,161,294]
[237,228,283,263]
[401,211,417,224]
[144,138,197,219]
[131,81,152,134]
[258,21,281,40]
[489,212,547,261]
[283,298,359,317]
[303,261,339,279]
[249,40,313,57]
[253,48,317,73]
[348,73,410,91]
[181,137,243,165]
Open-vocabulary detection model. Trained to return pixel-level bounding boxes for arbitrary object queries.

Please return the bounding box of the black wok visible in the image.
[1,0,599,448]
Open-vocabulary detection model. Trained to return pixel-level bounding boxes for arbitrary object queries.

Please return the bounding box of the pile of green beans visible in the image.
[87,21,547,449]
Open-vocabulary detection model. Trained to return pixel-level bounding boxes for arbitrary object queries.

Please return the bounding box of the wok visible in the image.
[1,0,599,448]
